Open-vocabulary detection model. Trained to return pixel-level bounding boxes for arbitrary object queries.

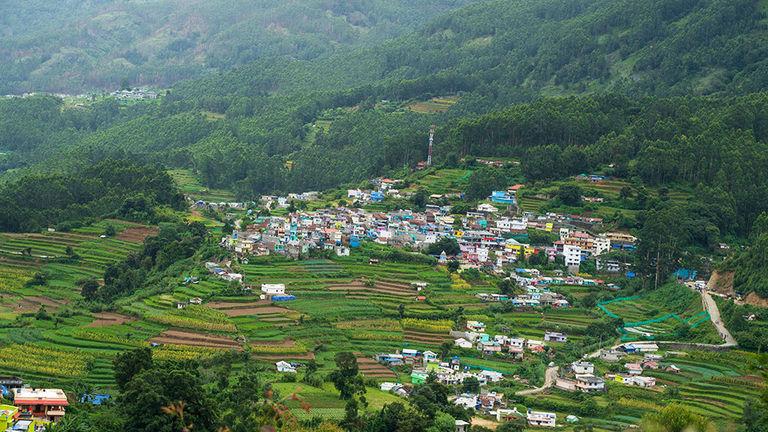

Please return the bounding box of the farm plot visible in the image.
[145,305,238,333]
[597,284,719,342]
[150,330,242,350]
[355,355,397,379]
[88,312,136,327]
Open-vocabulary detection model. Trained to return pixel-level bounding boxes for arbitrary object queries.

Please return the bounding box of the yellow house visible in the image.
[545,222,554,232]
[0,405,18,430]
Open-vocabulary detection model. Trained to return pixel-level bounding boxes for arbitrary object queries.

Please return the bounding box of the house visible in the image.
[380,382,399,392]
[641,360,660,370]
[453,394,478,410]
[455,338,473,349]
[544,332,567,343]
[189,297,203,305]
[455,419,470,432]
[555,377,577,391]
[376,354,404,366]
[478,392,504,410]
[0,405,18,431]
[624,363,643,375]
[411,371,428,385]
[402,349,419,358]
[466,321,486,332]
[477,370,503,383]
[571,361,594,375]
[624,376,656,388]
[261,284,286,296]
[423,351,439,363]
[666,364,681,373]
[600,349,626,362]
[12,388,68,422]
[496,407,523,422]
[276,361,297,373]
[527,409,556,427]
[478,341,502,355]
[575,375,605,392]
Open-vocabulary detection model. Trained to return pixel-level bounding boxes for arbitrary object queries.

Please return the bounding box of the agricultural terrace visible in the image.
[527,349,763,431]
[597,283,721,343]
[168,169,236,202]
[407,95,459,114]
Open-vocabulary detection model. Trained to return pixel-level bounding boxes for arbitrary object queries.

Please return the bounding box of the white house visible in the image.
[571,361,594,375]
[262,284,286,296]
[625,376,656,388]
[563,244,582,267]
[575,375,605,392]
[544,332,567,343]
[527,409,556,427]
[477,370,503,383]
[276,361,296,373]
[453,394,478,410]
[455,338,474,349]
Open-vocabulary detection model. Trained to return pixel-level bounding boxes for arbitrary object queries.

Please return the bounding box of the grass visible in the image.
[168,169,236,202]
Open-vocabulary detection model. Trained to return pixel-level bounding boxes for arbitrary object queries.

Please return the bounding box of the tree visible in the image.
[426,411,456,432]
[461,376,480,394]
[496,421,525,432]
[104,224,117,237]
[556,185,583,206]
[466,167,508,201]
[412,189,428,210]
[398,304,405,319]
[78,278,100,301]
[498,278,519,295]
[330,352,365,402]
[119,363,217,432]
[619,186,632,200]
[113,348,153,391]
[640,404,715,432]
[636,204,689,288]
[427,237,461,256]
[447,260,460,272]
[439,341,453,358]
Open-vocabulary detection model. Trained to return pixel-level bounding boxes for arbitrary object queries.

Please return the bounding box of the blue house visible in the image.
[490,191,516,205]
[371,191,385,202]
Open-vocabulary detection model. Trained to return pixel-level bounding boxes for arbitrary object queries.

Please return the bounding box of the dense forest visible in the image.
[0,159,184,232]
[0,0,474,93]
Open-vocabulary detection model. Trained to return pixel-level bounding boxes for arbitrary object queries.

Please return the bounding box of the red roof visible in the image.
[15,399,68,406]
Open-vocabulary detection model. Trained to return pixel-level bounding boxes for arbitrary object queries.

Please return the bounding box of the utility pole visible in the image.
[427,124,436,166]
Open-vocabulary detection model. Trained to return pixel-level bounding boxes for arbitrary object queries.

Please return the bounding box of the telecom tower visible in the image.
[427,124,436,166]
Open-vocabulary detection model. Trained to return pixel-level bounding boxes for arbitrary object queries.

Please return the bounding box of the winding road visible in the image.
[700,289,737,347]
[514,366,559,396]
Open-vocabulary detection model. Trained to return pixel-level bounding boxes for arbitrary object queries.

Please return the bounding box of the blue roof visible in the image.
[80,394,111,405]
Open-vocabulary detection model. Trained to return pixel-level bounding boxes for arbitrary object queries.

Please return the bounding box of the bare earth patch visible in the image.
[88,312,135,327]
[150,329,242,350]
[117,226,159,243]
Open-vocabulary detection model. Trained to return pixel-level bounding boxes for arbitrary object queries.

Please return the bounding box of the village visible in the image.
[214,180,637,277]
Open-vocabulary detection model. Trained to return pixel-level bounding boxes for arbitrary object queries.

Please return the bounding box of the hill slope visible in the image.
[0,0,474,93]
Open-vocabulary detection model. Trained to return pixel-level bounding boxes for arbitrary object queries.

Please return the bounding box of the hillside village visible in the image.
[4,0,768,431]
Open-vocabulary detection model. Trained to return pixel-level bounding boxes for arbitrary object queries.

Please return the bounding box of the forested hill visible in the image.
[176,0,768,105]
[0,0,474,94]
[3,0,768,209]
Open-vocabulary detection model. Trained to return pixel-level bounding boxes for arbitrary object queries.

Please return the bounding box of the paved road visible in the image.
[515,366,558,396]
[700,289,738,347]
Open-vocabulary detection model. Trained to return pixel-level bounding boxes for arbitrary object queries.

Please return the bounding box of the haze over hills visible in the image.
[0,0,474,93]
